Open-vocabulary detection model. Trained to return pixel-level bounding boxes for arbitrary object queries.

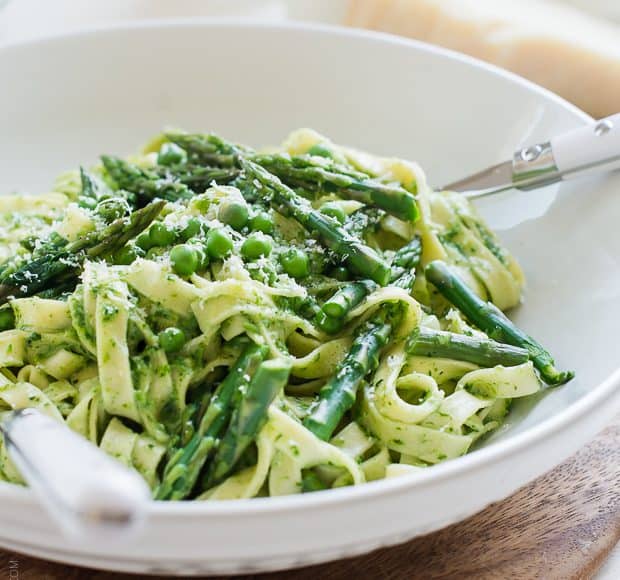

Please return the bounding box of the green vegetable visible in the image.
[113,245,141,265]
[159,327,186,353]
[179,217,202,241]
[320,202,347,225]
[158,142,187,166]
[425,260,573,385]
[241,233,272,260]
[156,342,268,500]
[0,201,165,304]
[218,200,249,231]
[407,327,530,367]
[165,132,238,167]
[101,155,193,203]
[390,236,422,281]
[153,164,240,191]
[149,222,176,247]
[170,244,199,276]
[288,295,321,321]
[205,228,233,260]
[304,310,393,440]
[95,197,129,222]
[253,153,419,222]
[321,280,377,319]
[78,167,115,207]
[314,311,344,335]
[206,358,292,485]
[249,211,274,234]
[136,231,154,251]
[280,248,309,278]
[316,237,420,333]
[329,266,350,281]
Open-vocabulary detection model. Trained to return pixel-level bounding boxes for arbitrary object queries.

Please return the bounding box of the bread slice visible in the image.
[346,0,620,117]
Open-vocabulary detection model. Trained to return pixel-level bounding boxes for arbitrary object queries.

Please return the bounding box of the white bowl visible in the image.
[0,21,618,575]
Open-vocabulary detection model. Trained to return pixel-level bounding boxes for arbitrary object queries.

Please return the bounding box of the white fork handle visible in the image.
[1,408,150,540]
[551,113,620,176]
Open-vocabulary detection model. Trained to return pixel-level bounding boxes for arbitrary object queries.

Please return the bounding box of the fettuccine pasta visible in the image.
[0,129,572,499]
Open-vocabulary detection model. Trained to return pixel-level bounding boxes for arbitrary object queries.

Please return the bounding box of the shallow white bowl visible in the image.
[0,21,619,576]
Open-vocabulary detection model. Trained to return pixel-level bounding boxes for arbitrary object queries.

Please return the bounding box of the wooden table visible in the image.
[1,418,618,580]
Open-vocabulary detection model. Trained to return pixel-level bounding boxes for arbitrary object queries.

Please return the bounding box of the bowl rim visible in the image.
[0,18,616,517]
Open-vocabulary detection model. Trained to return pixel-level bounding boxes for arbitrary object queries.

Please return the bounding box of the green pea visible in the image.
[320,203,347,225]
[113,245,139,266]
[170,244,199,276]
[329,266,350,281]
[280,248,309,278]
[206,228,233,260]
[0,308,15,331]
[218,200,249,231]
[158,142,187,166]
[159,327,186,353]
[249,211,274,234]
[180,217,201,241]
[149,222,176,247]
[136,231,154,251]
[241,233,272,260]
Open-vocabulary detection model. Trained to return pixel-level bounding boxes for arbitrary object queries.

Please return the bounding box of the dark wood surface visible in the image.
[1,418,618,580]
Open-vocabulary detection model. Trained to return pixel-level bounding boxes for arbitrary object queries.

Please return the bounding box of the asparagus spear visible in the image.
[79,167,104,200]
[425,260,573,385]
[321,281,378,319]
[101,156,193,203]
[85,202,166,256]
[391,236,422,279]
[164,133,238,167]
[205,358,292,486]
[316,236,422,333]
[287,295,321,321]
[314,310,347,335]
[407,327,530,367]
[315,280,377,334]
[164,133,419,220]
[0,231,66,281]
[0,201,165,303]
[253,153,419,222]
[241,158,391,286]
[156,342,268,500]
[152,164,240,190]
[307,245,426,438]
[304,310,393,440]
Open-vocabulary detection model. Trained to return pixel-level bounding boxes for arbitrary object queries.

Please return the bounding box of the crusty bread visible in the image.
[346,0,620,117]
